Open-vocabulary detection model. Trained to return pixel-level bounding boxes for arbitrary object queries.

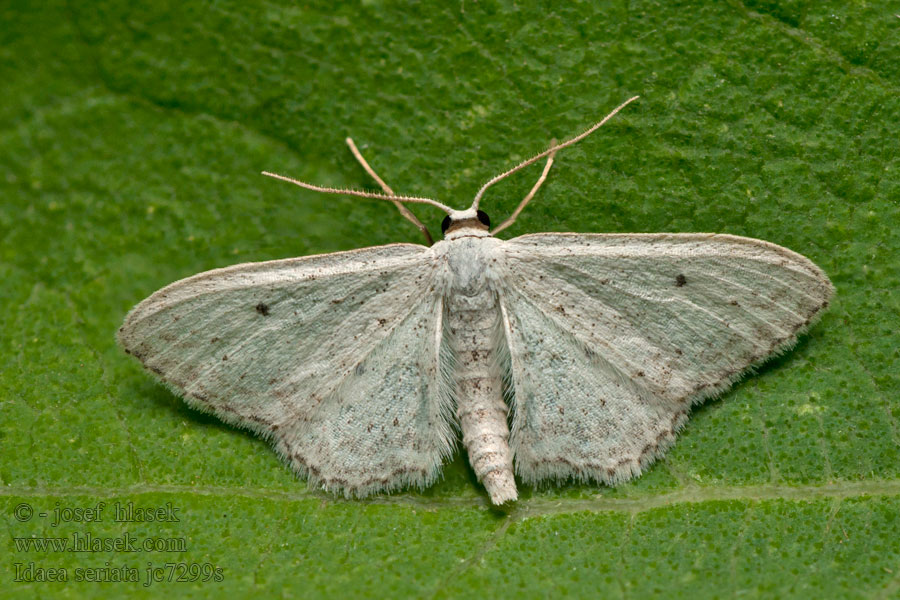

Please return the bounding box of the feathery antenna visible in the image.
[261,171,454,214]
[491,140,557,235]
[472,95,640,210]
[345,138,435,245]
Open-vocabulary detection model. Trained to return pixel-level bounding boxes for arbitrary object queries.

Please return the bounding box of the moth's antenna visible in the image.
[345,138,435,246]
[471,95,640,211]
[262,172,454,214]
[491,140,557,235]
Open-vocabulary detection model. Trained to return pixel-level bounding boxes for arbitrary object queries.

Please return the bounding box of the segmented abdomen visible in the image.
[446,287,517,504]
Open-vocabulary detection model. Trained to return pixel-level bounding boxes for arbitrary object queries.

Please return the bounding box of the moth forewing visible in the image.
[498,232,833,486]
[117,244,458,497]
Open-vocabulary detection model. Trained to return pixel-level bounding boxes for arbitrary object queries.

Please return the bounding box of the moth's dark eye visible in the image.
[477,210,490,228]
[441,215,452,234]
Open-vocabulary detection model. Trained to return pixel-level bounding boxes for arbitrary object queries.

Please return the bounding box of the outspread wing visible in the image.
[496,233,834,486]
[118,243,455,497]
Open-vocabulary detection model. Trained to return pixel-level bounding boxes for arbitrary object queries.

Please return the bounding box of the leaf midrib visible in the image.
[4,480,898,515]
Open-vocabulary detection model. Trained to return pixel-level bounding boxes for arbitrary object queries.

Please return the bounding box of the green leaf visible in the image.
[2,1,898,597]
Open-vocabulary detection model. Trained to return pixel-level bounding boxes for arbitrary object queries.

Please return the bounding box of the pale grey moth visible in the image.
[118,97,834,505]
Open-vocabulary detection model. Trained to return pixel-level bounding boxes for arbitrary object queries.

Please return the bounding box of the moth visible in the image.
[118,97,834,504]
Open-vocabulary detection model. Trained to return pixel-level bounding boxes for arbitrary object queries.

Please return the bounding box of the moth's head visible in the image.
[441,208,491,240]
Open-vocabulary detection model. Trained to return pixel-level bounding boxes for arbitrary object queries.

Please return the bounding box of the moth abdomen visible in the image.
[446,281,517,504]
